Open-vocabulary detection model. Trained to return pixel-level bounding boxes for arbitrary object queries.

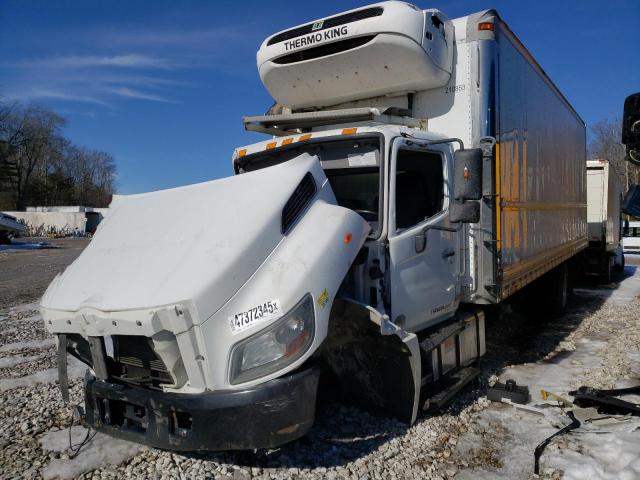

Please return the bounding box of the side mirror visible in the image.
[450,200,480,223]
[453,148,483,200]
[623,93,640,165]
[451,148,483,224]
[623,92,640,146]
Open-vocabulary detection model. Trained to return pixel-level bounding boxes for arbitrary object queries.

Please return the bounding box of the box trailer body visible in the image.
[41,1,587,451]
[414,11,587,302]
[585,159,624,277]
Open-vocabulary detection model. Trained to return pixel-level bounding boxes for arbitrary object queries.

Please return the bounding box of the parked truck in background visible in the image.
[585,159,624,280]
[41,2,588,451]
[623,221,640,254]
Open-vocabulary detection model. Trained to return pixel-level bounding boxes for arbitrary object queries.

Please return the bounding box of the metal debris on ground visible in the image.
[487,379,530,405]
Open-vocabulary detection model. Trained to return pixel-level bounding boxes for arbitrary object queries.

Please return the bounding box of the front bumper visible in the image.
[84,366,320,451]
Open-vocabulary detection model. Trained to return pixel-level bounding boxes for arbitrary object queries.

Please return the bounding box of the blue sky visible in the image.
[1,0,638,194]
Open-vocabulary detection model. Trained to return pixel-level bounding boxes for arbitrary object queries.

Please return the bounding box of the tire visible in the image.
[548,262,569,318]
[602,258,612,284]
[613,253,625,273]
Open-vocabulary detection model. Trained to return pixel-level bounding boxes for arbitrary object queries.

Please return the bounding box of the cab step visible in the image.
[423,366,481,411]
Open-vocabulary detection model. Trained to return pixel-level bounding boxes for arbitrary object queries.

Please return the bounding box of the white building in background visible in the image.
[4,205,110,237]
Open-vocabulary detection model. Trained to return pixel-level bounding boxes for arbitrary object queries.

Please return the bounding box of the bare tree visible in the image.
[589,117,640,191]
[1,99,117,210]
[10,106,66,209]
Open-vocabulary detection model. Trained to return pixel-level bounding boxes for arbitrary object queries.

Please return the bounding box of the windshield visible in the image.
[238,136,382,235]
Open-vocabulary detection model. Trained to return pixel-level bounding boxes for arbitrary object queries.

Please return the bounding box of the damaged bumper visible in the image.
[83,366,320,451]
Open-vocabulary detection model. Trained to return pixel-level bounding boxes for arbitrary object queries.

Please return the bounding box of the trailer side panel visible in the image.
[494,24,587,300]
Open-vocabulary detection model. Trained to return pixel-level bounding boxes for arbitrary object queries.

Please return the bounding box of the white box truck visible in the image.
[623,221,640,253]
[585,159,624,280]
[41,2,587,450]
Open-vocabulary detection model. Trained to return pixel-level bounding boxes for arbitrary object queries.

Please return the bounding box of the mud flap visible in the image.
[322,299,421,424]
[57,334,70,403]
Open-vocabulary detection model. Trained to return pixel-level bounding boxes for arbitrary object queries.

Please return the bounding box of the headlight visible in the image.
[229,294,315,384]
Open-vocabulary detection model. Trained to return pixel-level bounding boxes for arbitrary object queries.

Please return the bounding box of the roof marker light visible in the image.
[282,138,294,145]
[342,127,358,135]
[298,134,312,141]
[266,142,277,150]
[478,22,494,31]
[238,149,247,157]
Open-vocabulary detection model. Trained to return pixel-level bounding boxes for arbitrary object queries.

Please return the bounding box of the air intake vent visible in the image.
[273,35,376,65]
[282,172,317,234]
[267,7,383,46]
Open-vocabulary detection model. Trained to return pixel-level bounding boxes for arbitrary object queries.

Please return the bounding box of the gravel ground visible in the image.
[0,238,89,307]
[0,242,638,480]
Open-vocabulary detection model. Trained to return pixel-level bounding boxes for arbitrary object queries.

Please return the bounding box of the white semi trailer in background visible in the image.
[41,2,587,450]
[585,159,624,280]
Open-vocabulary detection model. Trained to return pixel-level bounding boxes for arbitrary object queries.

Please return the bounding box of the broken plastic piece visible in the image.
[540,389,573,407]
[499,398,546,416]
[57,334,69,403]
[487,379,529,404]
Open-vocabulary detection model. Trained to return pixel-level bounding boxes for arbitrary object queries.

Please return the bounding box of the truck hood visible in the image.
[41,153,343,320]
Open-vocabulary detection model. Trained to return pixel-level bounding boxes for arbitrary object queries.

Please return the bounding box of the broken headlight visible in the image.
[229,294,315,385]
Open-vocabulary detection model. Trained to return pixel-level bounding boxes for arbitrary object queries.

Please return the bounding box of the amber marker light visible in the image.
[266,142,277,150]
[298,134,312,141]
[237,149,247,157]
[478,22,494,31]
[344,232,353,244]
[342,127,358,135]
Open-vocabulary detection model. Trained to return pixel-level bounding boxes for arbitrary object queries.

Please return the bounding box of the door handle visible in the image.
[442,249,456,259]
[415,224,462,253]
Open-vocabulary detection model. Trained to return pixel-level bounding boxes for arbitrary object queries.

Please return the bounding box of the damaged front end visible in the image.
[49,302,322,451]
[42,153,371,451]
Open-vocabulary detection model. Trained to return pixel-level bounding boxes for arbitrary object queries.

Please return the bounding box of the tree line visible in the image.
[0,98,635,211]
[0,100,116,211]
[588,118,640,192]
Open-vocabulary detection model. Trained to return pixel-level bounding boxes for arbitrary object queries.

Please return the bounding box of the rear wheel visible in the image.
[547,262,569,318]
[613,253,625,273]
[601,257,612,284]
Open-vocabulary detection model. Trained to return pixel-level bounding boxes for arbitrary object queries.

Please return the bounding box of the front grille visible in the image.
[282,172,317,234]
[267,6,383,46]
[273,35,376,65]
[111,335,172,389]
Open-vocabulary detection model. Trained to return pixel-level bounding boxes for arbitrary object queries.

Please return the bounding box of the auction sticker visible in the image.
[229,299,281,334]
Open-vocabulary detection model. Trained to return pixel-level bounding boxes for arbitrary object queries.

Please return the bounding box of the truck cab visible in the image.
[234,126,463,332]
[225,119,485,426]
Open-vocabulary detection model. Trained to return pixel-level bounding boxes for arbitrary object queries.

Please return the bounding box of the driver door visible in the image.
[387,139,460,331]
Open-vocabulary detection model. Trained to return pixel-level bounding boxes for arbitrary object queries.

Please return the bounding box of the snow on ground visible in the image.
[0,353,45,368]
[40,427,147,480]
[0,337,55,352]
[0,356,86,392]
[0,241,56,252]
[1,265,638,479]
[547,429,640,480]
[7,301,41,314]
[454,266,640,479]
